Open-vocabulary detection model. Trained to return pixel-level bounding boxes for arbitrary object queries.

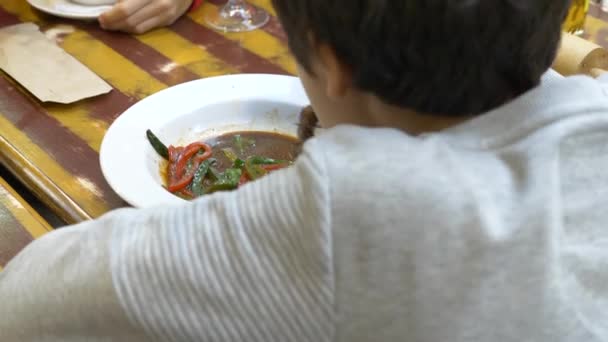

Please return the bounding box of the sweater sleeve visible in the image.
[0,209,151,342]
[0,140,333,342]
[109,141,334,342]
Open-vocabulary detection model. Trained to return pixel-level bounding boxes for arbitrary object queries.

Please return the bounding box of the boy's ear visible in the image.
[317,44,352,99]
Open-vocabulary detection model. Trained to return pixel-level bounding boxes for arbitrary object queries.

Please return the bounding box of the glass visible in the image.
[564,0,589,36]
[205,0,270,33]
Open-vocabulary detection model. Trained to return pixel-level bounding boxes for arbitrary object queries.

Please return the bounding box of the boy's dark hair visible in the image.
[272,0,572,116]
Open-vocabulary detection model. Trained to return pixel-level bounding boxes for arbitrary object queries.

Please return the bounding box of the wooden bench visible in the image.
[0,176,52,270]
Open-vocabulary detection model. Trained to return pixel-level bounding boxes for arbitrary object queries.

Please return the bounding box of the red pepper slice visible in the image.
[175,142,212,178]
[168,167,197,192]
[261,163,289,172]
[167,146,184,185]
[238,172,249,186]
[180,188,195,199]
[168,145,184,163]
[168,142,212,193]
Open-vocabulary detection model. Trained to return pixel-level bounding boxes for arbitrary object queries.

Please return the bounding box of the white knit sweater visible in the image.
[1,75,608,341]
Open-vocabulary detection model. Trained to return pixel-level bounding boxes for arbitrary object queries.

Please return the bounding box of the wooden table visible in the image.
[0,0,295,224]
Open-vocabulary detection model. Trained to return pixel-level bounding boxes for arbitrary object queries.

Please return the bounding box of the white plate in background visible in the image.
[27,0,113,20]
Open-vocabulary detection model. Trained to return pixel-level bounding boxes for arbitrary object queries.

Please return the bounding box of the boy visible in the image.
[2,0,608,341]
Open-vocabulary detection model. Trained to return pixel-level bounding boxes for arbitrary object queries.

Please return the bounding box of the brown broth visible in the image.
[207,131,300,172]
[160,131,300,192]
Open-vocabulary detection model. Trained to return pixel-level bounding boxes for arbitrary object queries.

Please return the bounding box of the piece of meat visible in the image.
[298,105,319,143]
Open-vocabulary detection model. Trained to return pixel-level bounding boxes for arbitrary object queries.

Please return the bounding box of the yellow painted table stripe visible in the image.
[136,29,238,77]
[60,30,167,100]
[45,103,109,152]
[58,30,167,150]
[190,3,297,75]
[0,177,52,238]
[0,114,110,218]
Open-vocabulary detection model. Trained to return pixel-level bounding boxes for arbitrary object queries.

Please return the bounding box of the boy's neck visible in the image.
[334,92,472,135]
[369,99,471,135]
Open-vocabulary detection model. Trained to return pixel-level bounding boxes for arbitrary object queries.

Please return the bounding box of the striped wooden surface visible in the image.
[0,176,52,271]
[0,0,295,224]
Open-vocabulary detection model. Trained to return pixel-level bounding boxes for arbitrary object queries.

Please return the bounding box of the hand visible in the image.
[99,0,193,34]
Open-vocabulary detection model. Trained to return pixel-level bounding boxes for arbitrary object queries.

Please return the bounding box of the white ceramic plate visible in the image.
[100,74,309,208]
[27,0,113,20]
